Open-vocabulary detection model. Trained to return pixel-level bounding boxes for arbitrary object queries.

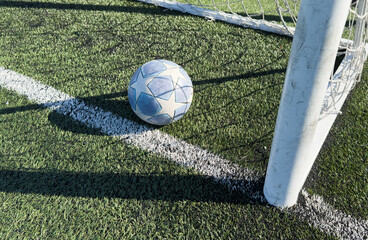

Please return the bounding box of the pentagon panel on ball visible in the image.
[128,60,193,126]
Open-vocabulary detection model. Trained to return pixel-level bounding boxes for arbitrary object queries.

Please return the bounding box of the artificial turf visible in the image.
[0,0,290,173]
[0,0,367,238]
[0,83,332,239]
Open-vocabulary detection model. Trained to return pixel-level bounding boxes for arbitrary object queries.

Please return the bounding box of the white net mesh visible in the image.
[137,0,367,117]
[321,0,368,117]
[138,0,298,36]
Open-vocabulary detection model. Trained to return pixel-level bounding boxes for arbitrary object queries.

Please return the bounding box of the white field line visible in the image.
[0,67,263,201]
[0,67,367,239]
[293,190,368,240]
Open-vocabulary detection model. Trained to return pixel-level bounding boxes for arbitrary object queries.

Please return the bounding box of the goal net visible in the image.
[138,0,299,36]
[136,0,368,207]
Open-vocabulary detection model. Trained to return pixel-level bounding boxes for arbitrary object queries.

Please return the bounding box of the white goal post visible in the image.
[264,0,367,207]
[135,0,368,207]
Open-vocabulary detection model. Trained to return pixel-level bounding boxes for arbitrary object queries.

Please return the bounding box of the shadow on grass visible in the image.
[47,91,150,135]
[0,0,298,25]
[0,0,180,16]
[0,90,151,133]
[0,169,266,205]
[193,68,285,87]
[0,103,44,115]
[0,65,285,134]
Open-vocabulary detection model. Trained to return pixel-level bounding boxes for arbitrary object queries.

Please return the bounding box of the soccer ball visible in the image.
[128,60,193,126]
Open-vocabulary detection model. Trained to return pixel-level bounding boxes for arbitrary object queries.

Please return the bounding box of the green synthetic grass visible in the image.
[0,0,367,238]
[0,85,332,238]
[0,0,290,172]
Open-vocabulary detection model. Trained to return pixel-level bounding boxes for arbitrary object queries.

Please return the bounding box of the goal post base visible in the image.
[263,184,298,208]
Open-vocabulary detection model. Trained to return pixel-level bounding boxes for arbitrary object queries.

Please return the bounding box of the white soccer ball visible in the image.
[128,60,193,126]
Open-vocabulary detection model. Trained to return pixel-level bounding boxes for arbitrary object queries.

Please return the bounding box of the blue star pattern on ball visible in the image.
[128,60,193,126]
